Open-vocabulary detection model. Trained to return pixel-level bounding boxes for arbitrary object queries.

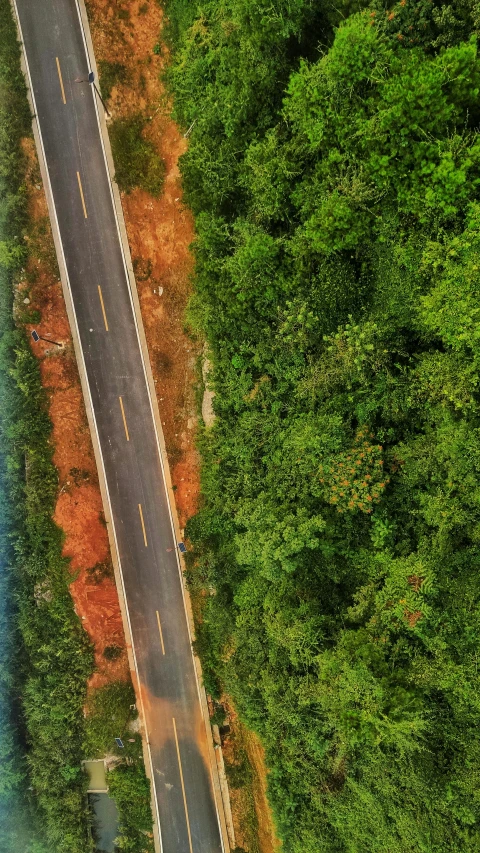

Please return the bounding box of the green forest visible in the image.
[0,3,152,851]
[163,0,480,850]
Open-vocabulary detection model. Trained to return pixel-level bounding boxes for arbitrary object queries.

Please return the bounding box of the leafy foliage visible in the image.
[163,0,480,850]
[319,428,389,514]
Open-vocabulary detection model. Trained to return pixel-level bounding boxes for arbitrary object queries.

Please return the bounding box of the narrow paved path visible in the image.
[13,2,223,851]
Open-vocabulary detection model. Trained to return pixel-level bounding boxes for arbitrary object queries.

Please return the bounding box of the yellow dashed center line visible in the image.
[98,285,109,331]
[156,610,165,655]
[119,396,130,441]
[172,717,193,853]
[138,503,148,547]
[56,56,66,105]
[76,170,88,218]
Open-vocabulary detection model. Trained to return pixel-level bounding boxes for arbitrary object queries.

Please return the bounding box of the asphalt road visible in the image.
[13,2,224,852]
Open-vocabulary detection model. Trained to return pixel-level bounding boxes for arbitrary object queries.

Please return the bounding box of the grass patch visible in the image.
[108,763,154,851]
[224,729,261,853]
[103,643,123,660]
[116,6,130,22]
[98,59,128,101]
[85,681,139,759]
[110,114,165,195]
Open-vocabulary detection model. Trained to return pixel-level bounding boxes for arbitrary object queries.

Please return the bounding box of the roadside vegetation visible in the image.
[0,3,153,851]
[163,1,480,850]
[85,682,155,853]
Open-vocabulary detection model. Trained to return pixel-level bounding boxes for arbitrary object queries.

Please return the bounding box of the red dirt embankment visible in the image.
[87,0,200,529]
[22,137,128,691]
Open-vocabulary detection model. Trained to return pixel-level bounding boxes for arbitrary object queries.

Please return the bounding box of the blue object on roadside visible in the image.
[115,738,124,749]
[31,330,40,342]
[178,542,187,553]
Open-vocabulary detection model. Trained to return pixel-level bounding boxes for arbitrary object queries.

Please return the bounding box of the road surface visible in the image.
[12,2,224,852]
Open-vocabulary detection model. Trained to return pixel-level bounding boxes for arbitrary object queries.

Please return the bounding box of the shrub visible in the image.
[103,644,123,661]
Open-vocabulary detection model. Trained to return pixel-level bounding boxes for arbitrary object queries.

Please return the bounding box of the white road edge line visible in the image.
[9,4,164,852]
[72,1,228,850]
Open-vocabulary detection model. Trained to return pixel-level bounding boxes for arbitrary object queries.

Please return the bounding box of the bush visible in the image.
[103,644,123,661]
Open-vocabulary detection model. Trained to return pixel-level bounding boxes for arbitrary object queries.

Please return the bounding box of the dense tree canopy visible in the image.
[164,1,480,850]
